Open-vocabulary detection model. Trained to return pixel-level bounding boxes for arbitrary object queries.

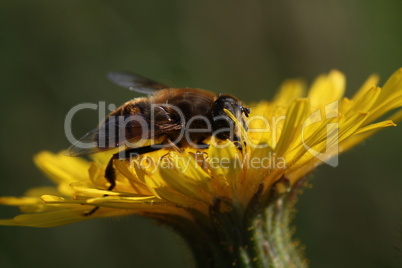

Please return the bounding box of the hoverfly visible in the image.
[68,71,250,215]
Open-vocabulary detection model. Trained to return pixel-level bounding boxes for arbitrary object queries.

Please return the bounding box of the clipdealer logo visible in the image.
[64,100,341,170]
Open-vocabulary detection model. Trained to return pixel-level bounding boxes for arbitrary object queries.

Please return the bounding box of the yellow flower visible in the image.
[1,69,402,267]
[1,69,402,226]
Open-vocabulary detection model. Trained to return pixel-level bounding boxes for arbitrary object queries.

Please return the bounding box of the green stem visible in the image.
[159,181,307,267]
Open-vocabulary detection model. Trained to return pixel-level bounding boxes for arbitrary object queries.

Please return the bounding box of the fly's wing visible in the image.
[67,110,183,157]
[107,71,168,94]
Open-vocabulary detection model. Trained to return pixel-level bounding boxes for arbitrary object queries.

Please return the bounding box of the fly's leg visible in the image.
[83,154,118,216]
[83,145,164,216]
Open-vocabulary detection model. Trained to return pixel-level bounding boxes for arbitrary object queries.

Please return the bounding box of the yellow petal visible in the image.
[352,74,380,101]
[346,86,381,115]
[365,90,402,123]
[70,182,146,198]
[273,79,306,106]
[338,113,369,142]
[340,121,397,152]
[389,109,402,123]
[0,196,41,206]
[0,208,89,227]
[113,160,151,194]
[86,196,166,209]
[0,195,51,213]
[0,206,133,227]
[354,120,396,135]
[24,186,60,197]
[208,142,242,195]
[275,99,310,156]
[41,195,79,203]
[308,70,345,108]
[378,67,402,103]
[157,153,211,203]
[34,151,90,184]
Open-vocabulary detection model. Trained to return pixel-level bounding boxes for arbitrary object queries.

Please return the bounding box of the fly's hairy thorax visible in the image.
[107,89,218,147]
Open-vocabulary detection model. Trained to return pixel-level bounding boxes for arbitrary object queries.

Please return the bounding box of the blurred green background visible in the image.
[1,1,402,267]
